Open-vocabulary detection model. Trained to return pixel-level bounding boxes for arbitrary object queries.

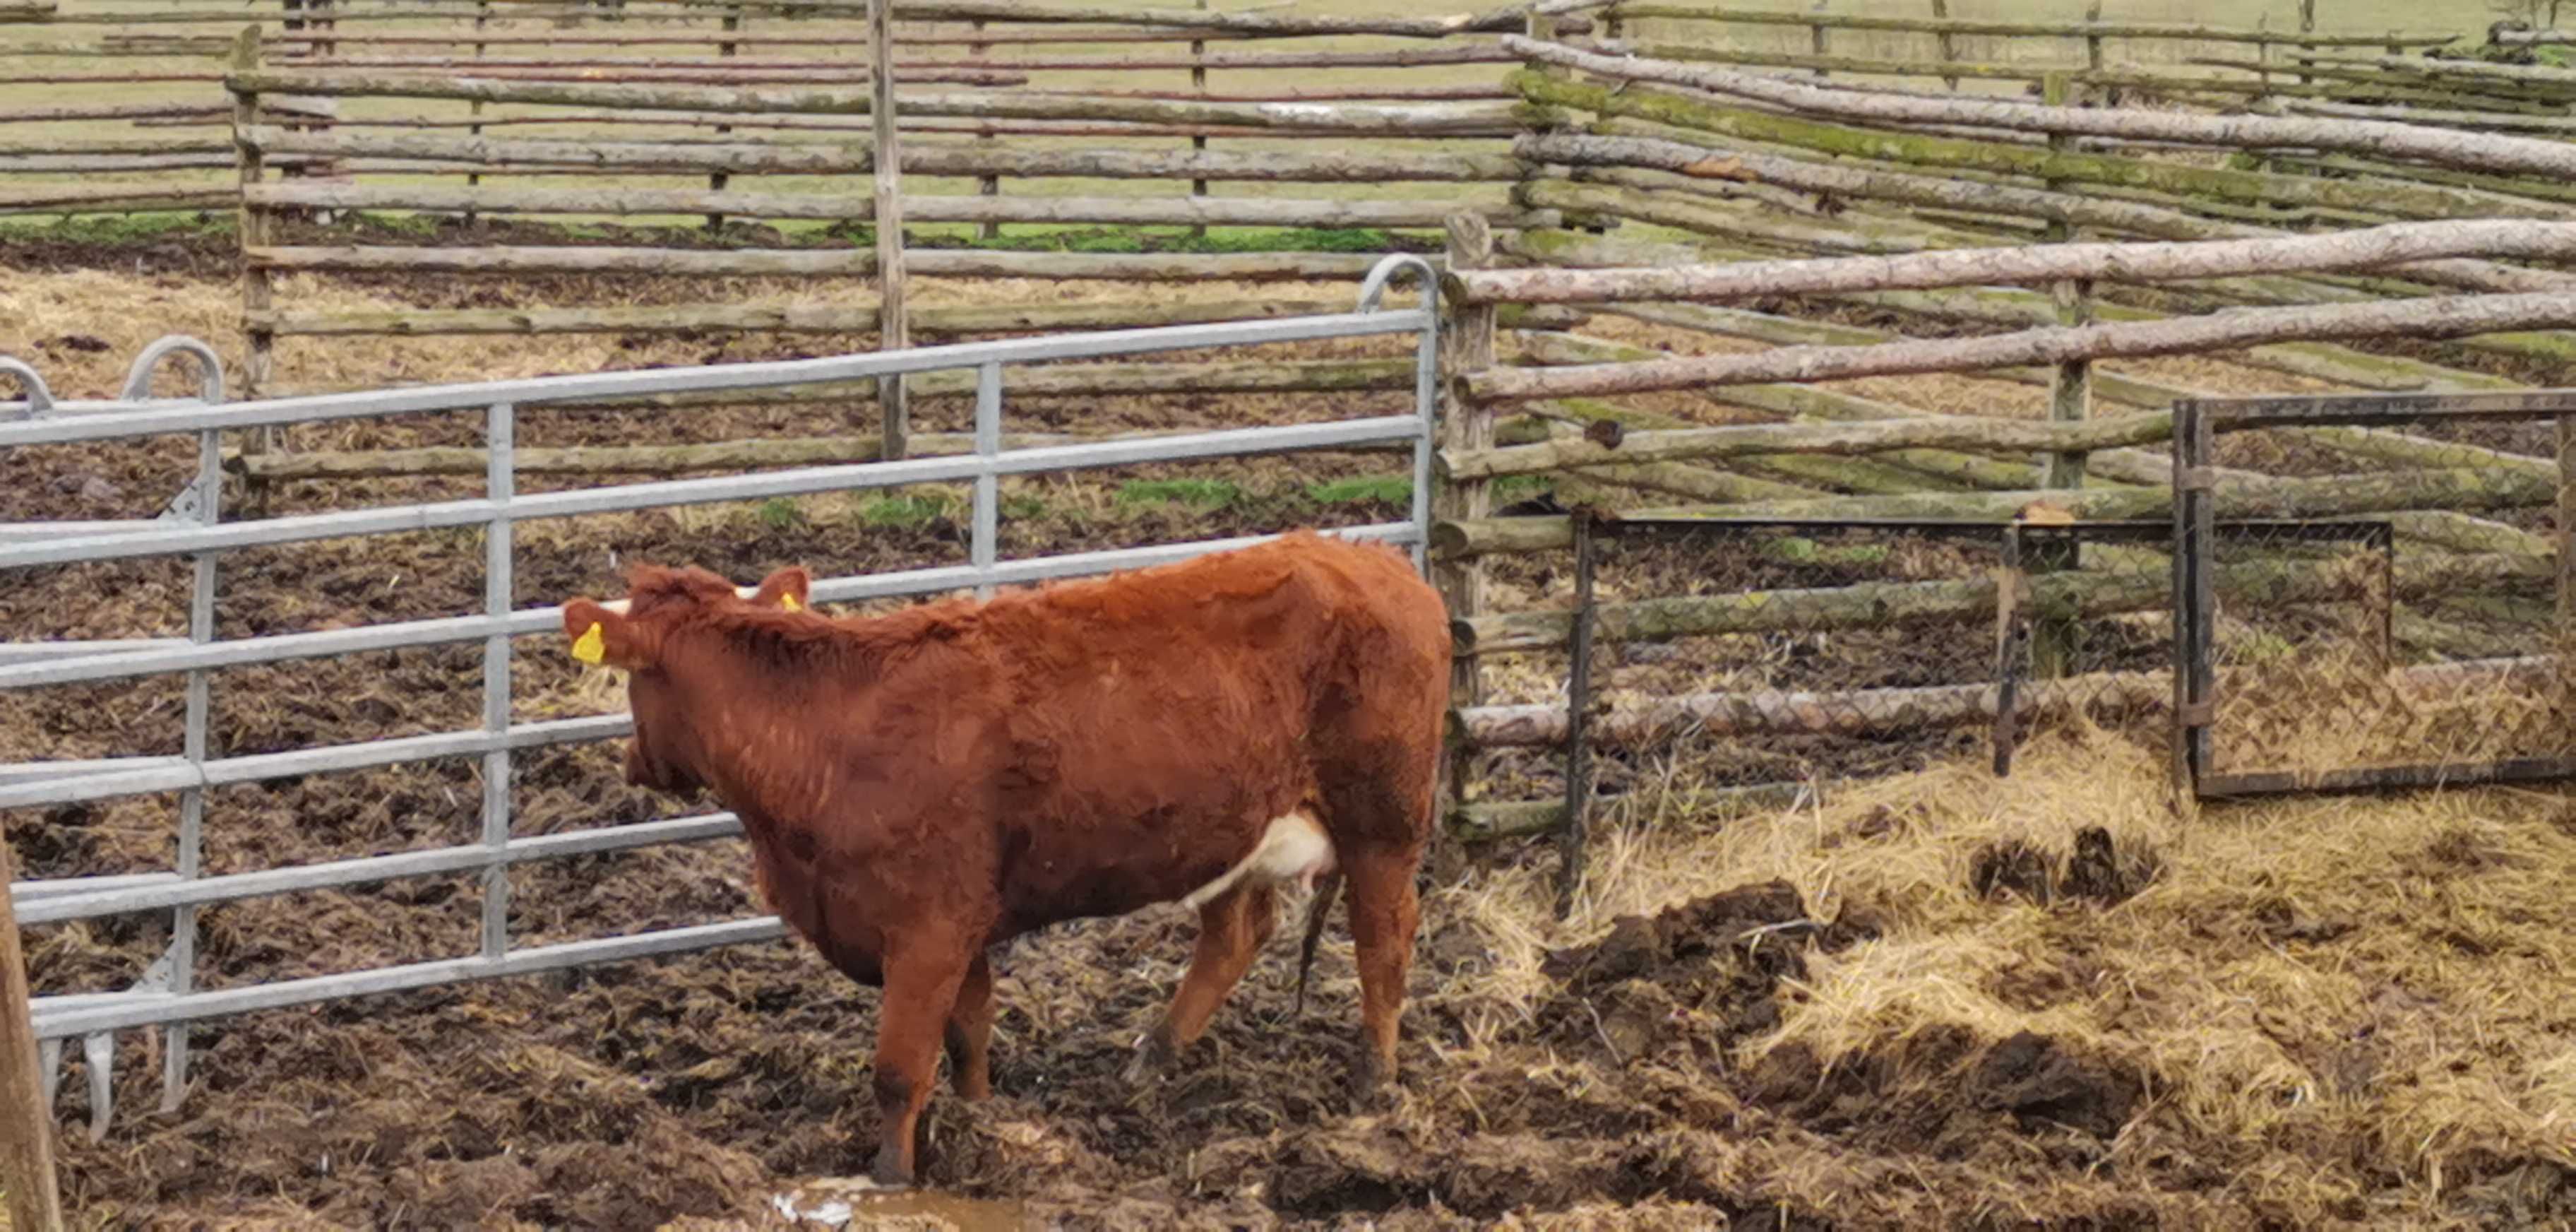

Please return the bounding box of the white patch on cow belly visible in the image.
[1176,810,1335,913]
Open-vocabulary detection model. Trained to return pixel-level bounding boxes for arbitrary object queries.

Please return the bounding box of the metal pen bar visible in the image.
[2196,389,2576,426]
[16,812,749,927]
[480,402,513,960]
[0,311,1431,449]
[0,715,631,811]
[0,757,191,787]
[0,520,1424,693]
[972,362,999,600]
[161,418,222,1113]
[0,640,189,666]
[1408,276,1438,576]
[30,917,794,1040]
[0,415,1424,570]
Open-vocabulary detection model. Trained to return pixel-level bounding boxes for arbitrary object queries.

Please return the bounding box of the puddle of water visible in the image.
[768,1178,1035,1232]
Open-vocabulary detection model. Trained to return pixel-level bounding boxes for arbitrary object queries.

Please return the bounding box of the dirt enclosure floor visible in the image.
[6,233,2576,1229]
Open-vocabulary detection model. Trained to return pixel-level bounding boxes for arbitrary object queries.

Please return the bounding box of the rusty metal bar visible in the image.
[1555,509,1598,920]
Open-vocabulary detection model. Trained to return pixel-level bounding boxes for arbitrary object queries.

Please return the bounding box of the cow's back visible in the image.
[955,533,1448,930]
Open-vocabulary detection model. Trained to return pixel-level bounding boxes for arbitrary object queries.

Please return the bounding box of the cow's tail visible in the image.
[1292,870,1342,1017]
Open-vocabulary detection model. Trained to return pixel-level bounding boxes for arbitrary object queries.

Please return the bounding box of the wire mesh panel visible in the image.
[2174,392,2576,798]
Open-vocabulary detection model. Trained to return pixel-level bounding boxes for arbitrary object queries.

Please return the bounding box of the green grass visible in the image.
[1114,478,1241,509]
[0,211,232,244]
[857,493,959,528]
[1306,474,1413,505]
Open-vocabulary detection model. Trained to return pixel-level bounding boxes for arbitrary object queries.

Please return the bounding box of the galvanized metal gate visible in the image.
[0,255,1438,1132]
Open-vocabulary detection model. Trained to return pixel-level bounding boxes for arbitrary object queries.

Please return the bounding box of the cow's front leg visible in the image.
[870,932,974,1187]
[943,951,996,1101]
[1130,884,1277,1081]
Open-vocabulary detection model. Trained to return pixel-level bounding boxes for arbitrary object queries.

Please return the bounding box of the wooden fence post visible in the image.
[231,25,280,512]
[2036,70,2091,677]
[1929,0,1959,91]
[1,830,68,1232]
[2296,0,2317,86]
[707,0,743,232]
[465,0,489,227]
[870,0,908,461]
[1808,0,1830,78]
[1436,211,1497,842]
[972,18,998,241]
[2558,414,2574,630]
[1188,0,1210,240]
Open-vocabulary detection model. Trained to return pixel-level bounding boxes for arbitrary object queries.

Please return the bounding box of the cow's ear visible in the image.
[751,567,812,614]
[563,598,648,670]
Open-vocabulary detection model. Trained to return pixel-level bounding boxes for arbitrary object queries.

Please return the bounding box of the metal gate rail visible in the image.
[0,254,1438,1130]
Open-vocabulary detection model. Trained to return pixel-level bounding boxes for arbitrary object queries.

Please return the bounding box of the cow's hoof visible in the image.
[1348,1054,1394,1113]
[1124,1027,1180,1086]
[866,1150,915,1191]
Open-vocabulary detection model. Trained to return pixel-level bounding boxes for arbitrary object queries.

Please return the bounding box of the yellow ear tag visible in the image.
[781,593,801,613]
[571,622,606,665]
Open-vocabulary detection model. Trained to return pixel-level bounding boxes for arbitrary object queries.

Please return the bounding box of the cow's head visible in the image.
[561,563,815,793]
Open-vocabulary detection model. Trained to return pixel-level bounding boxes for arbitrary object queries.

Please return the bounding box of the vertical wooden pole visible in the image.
[2082,0,2103,73]
[2557,415,2574,632]
[1,831,68,1232]
[1808,0,1830,78]
[707,0,741,232]
[1434,212,1496,857]
[1188,0,1209,241]
[869,0,908,462]
[2296,0,2316,87]
[1554,513,1597,918]
[972,18,998,242]
[2034,71,2089,679]
[465,0,488,228]
[1928,0,1958,91]
[2041,71,2092,495]
[232,26,278,513]
[2253,16,2272,103]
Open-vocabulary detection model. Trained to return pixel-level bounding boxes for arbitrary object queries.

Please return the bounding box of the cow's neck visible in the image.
[659,631,854,820]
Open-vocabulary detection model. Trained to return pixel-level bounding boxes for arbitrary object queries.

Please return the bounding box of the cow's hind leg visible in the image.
[869,932,974,1187]
[943,951,996,1101]
[1131,883,1277,1079]
[1341,842,1423,1108]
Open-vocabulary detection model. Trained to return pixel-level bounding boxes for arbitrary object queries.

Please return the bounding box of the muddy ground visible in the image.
[8,231,2575,1229]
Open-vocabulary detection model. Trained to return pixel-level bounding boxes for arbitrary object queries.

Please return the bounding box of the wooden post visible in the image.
[2036,71,2089,679]
[870,0,908,462]
[1929,0,1959,91]
[2296,0,2316,87]
[1555,511,1597,918]
[232,25,279,513]
[0,830,68,1232]
[707,0,742,232]
[2549,415,2576,647]
[1436,211,1497,847]
[2082,0,2103,73]
[1188,0,1209,241]
[465,0,488,227]
[972,18,998,241]
[2254,15,2272,102]
[1808,0,1830,78]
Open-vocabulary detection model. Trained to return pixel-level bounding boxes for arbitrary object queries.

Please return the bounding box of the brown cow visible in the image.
[559,531,1450,1186]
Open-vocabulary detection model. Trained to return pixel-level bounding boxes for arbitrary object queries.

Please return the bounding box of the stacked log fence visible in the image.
[1431,16,2576,836]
